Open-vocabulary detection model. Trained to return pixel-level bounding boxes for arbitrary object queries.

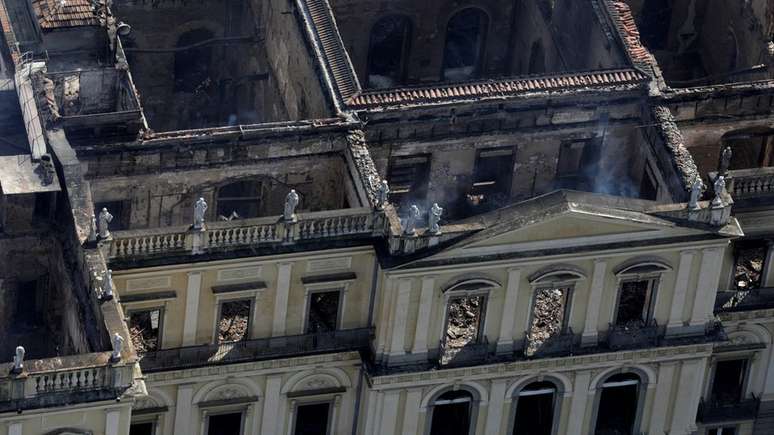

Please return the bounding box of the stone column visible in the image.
[484,379,508,435]
[272,262,293,337]
[648,362,677,434]
[690,248,724,327]
[261,375,283,435]
[582,260,607,346]
[402,389,423,435]
[8,422,22,435]
[497,268,522,353]
[182,271,202,346]
[763,240,774,288]
[105,408,122,435]
[173,384,195,435]
[389,279,413,359]
[566,371,592,435]
[667,250,696,333]
[364,391,384,435]
[412,276,436,355]
[380,390,401,435]
[669,358,707,435]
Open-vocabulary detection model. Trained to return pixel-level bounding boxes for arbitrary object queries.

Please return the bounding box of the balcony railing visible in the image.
[139,328,373,372]
[0,352,133,413]
[606,321,662,350]
[723,167,774,199]
[436,337,492,368]
[523,328,576,358]
[697,396,761,423]
[109,208,384,260]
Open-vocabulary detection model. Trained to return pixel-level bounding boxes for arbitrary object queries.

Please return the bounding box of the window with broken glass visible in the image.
[305,289,341,333]
[614,278,658,327]
[525,286,572,356]
[732,240,768,290]
[128,308,163,353]
[218,299,251,343]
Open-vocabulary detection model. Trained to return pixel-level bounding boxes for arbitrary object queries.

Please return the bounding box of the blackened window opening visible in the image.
[128,308,162,353]
[595,373,640,435]
[129,422,155,435]
[306,290,341,333]
[513,382,556,435]
[615,280,655,326]
[444,295,485,350]
[387,155,430,210]
[639,165,658,200]
[216,180,262,220]
[636,0,672,50]
[471,147,513,203]
[711,359,747,404]
[207,412,243,435]
[526,286,570,356]
[15,279,42,329]
[732,240,768,290]
[94,200,129,230]
[175,29,215,92]
[555,139,601,191]
[429,390,474,435]
[218,299,251,343]
[443,8,488,81]
[294,402,330,435]
[367,16,412,88]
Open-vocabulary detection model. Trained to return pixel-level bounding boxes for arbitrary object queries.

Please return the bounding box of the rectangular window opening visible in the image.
[639,165,658,200]
[129,422,155,435]
[444,295,486,350]
[294,402,331,435]
[711,359,747,404]
[471,147,514,201]
[615,279,656,326]
[128,308,162,353]
[555,139,601,191]
[513,389,554,435]
[708,427,737,435]
[207,412,244,435]
[94,200,130,230]
[733,241,767,290]
[387,155,430,210]
[306,290,341,333]
[526,287,570,356]
[218,299,251,343]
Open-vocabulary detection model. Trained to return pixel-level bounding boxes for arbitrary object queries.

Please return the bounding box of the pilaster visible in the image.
[173,384,195,435]
[566,371,592,435]
[669,358,707,435]
[261,375,283,435]
[667,250,696,334]
[380,390,401,435]
[484,379,508,435]
[389,279,413,358]
[402,389,423,435]
[648,362,678,434]
[582,260,607,346]
[690,248,724,327]
[272,262,293,337]
[182,271,202,346]
[497,268,521,353]
[412,276,436,355]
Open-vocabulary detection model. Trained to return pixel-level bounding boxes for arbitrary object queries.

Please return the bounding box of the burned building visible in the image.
[1,0,774,435]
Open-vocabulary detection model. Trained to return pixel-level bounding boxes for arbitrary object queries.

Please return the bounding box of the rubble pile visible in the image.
[128,311,159,353]
[445,296,483,349]
[735,246,766,290]
[526,288,565,356]
[218,300,250,342]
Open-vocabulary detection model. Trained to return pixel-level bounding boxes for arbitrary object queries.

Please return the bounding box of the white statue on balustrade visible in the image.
[428,203,443,234]
[405,204,421,236]
[12,345,24,373]
[193,197,208,230]
[376,180,390,210]
[284,189,299,222]
[98,208,113,239]
[111,333,124,361]
[688,177,703,210]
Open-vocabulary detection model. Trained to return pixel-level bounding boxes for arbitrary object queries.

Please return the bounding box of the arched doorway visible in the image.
[442,8,488,81]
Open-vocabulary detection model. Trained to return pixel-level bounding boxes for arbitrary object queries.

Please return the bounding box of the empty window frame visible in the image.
[305,289,342,333]
[129,421,156,435]
[526,286,572,356]
[442,8,488,80]
[128,308,163,353]
[639,164,658,200]
[512,381,558,435]
[429,390,476,435]
[218,299,252,343]
[367,15,412,88]
[614,278,658,326]
[216,180,262,220]
[732,240,768,290]
[471,147,514,199]
[15,278,44,329]
[594,373,642,435]
[387,155,430,209]
[206,411,244,435]
[555,139,601,190]
[723,130,774,170]
[174,28,214,92]
[708,427,737,435]
[444,294,487,351]
[293,402,332,435]
[710,359,748,404]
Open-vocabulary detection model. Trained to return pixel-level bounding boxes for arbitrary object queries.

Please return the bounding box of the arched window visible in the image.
[367,15,412,89]
[174,29,214,92]
[429,389,477,435]
[636,0,672,50]
[721,128,774,170]
[440,279,498,365]
[216,180,262,219]
[525,267,585,357]
[593,373,642,435]
[511,381,559,435]
[528,40,545,75]
[442,8,488,81]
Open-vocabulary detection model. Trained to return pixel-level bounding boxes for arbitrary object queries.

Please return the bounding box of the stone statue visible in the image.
[405,204,421,236]
[376,180,390,210]
[713,175,727,207]
[428,203,443,234]
[98,208,113,239]
[12,346,24,373]
[111,333,124,361]
[88,213,98,243]
[284,189,299,221]
[193,197,208,230]
[102,269,114,300]
[719,146,733,176]
[688,177,703,210]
